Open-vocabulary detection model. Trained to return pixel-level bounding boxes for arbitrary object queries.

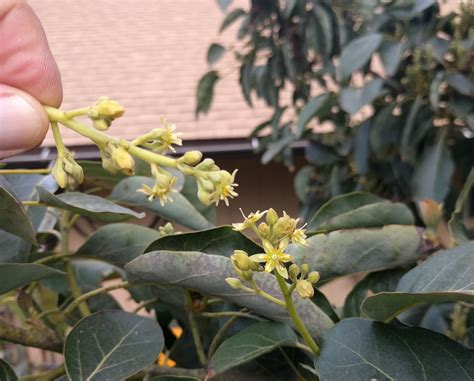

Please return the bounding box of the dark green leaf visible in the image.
[261,135,294,165]
[412,133,454,202]
[0,230,30,263]
[196,71,219,115]
[312,4,334,58]
[37,187,144,222]
[430,71,445,110]
[307,192,382,231]
[340,34,383,80]
[294,165,313,203]
[64,311,164,381]
[216,0,232,12]
[353,121,370,175]
[316,318,474,381]
[145,226,261,257]
[0,263,64,295]
[447,74,473,96]
[305,141,340,166]
[125,251,334,338]
[362,242,474,322]
[76,223,160,267]
[295,94,329,138]
[343,268,406,318]
[0,187,36,243]
[208,322,297,376]
[0,359,17,381]
[310,201,414,233]
[2,174,57,201]
[312,289,339,323]
[379,41,403,76]
[150,377,200,381]
[340,78,383,114]
[207,43,226,65]
[400,97,424,163]
[219,8,246,33]
[110,177,213,230]
[288,225,425,280]
[448,168,474,244]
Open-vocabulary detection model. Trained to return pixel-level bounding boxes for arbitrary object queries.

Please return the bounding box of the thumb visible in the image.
[0,84,49,159]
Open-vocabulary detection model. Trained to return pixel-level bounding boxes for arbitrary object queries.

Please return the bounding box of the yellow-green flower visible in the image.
[232,209,265,231]
[250,238,292,278]
[291,226,308,246]
[137,176,177,206]
[295,279,314,299]
[210,169,238,206]
[156,116,183,153]
[273,211,298,238]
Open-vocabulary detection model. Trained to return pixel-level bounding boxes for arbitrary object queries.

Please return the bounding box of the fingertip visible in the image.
[0,85,49,159]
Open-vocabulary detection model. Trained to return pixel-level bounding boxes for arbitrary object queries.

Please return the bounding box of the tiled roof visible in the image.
[28,0,271,147]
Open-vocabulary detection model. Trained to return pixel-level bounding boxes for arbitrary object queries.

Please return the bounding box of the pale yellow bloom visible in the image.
[156,116,183,153]
[232,209,265,231]
[137,176,177,206]
[250,238,292,279]
[291,226,308,246]
[210,169,238,206]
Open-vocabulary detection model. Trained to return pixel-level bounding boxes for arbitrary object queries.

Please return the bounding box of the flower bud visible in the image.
[225,278,244,290]
[92,118,112,131]
[418,199,443,229]
[301,263,310,276]
[257,222,269,239]
[289,264,300,280]
[97,98,125,118]
[112,146,135,175]
[52,160,68,188]
[197,187,212,205]
[182,150,203,166]
[240,270,254,281]
[295,279,314,299]
[232,250,250,271]
[307,271,320,284]
[266,208,278,226]
[249,261,261,271]
[199,178,215,193]
[196,158,216,171]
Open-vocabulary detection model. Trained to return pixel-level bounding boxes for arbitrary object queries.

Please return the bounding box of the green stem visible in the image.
[60,211,91,317]
[249,279,286,307]
[201,311,264,321]
[19,364,65,381]
[34,253,75,265]
[207,315,239,359]
[275,271,320,356]
[63,281,130,317]
[184,290,207,366]
[64,107,90,119]
[21,201,47,207]
[45,106,177,168]
[0,169,50,175]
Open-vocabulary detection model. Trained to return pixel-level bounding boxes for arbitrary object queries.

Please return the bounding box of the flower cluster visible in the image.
[227,209,319,299]
[48,97,238,208]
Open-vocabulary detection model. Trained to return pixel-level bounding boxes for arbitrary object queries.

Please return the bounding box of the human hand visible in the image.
[0,0,62,159]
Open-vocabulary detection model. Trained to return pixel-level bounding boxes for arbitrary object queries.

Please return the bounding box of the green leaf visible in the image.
[110,177,213,230]
[196,71,219,115]
[207,43,226,65]
[0,359,17,381]
[310,201,414,234]
[295,94,329,138]
[37,187,144,222]
[219,8,246,33]
[369,104,400,160]
[362,242,474,322]
[400,97,424,163]
[412,133,454,202]
[448,168,474,244]
[75,223,160,267]
[64,310,164,381]
[0,187,36,243]
[208,322,297,376]
[2,174,57,201]
[430,71,445,110]
[294,165,313,203]
[307,192,382,231]
[0,263,65,295]
[150,377,200,381]
[261,135,294,165]
[145,226,261,257]
[340,33,383,80]
[316,318,474,381]
[125,251,334,338]
[312,4,334,58]
[0,230,30,263]
[447,74,473,96]
[343,268,407,318]
[379,41,403,76]
[353,121,370,175]
[340,78,383,114]
[287,225,425,281]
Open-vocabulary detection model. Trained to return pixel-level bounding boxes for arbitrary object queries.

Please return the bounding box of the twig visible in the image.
[19,364,65,381]
[208,315,239,359]
[184,289,208,366]
[201,311,264,321]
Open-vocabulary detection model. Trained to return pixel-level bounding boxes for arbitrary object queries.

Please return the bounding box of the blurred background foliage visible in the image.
[197,0,474,221]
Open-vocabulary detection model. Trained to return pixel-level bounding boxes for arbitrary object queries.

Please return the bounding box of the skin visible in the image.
[0,0,62,159]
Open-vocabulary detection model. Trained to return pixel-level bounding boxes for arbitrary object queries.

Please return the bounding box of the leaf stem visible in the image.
[0,169,50,175]
[63,281,130,317]
[60,211,91,317]
[201,311,264,321]
[207,314,239,359]
[275,271,320,356]
[183,289,208,366]
[34,253,75,265]
[19,364,66,381]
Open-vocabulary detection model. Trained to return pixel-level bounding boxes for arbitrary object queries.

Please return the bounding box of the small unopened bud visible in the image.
[226,277,244,290]
[199,178,215,193]
[196,158,217,171]
[257,222,269,238]
[232,250,250,271]
[289,264,300,280]
[158,222,175,237]
[97,98,125,118]
[112,147,135,175]
[197,187,212,205]
[92,118,112,131]
[301,263,310,276]
[249,261,261,271]
[266,208,278,226]
[52,160,68,188]
[240,270,254,281]
[307,271,320,284]
[182,150,203,166]
[418,199,443,229]
[295,279,314,299]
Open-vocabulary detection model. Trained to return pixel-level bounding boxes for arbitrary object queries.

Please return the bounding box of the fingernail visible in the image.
[0,94,44,156]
